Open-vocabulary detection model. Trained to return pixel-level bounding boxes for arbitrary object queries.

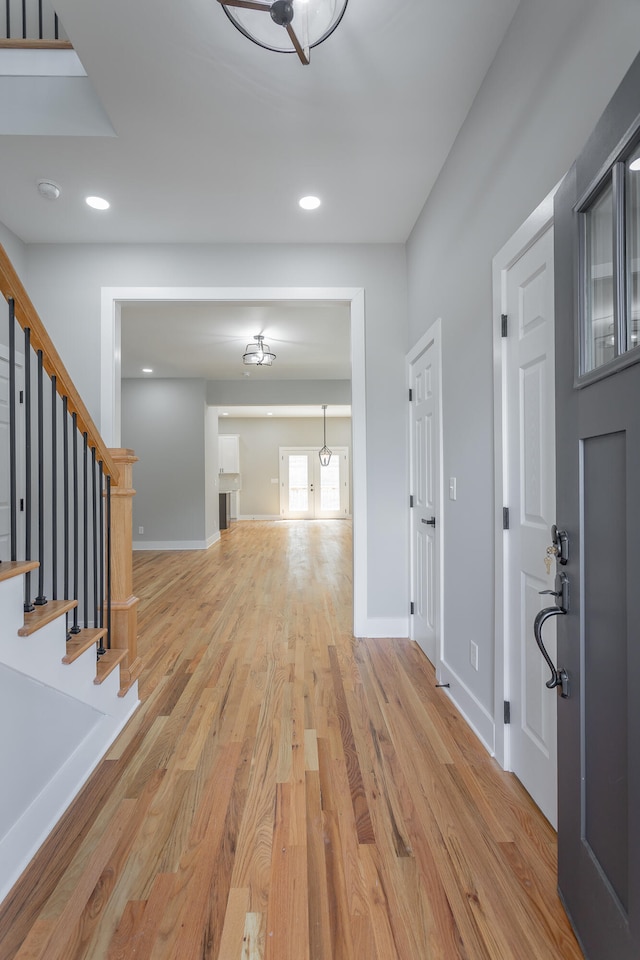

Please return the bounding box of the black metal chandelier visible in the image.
[216,0,348,66]
[318,404,332,466]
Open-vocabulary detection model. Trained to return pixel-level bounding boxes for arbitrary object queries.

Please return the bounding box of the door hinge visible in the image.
[501,313,508,338]
[410,601,415,615]
[409,494,414,508]
[504,700,511,724]
[19,390,24,403]
[503,507,510,530]
[409,388,413,402]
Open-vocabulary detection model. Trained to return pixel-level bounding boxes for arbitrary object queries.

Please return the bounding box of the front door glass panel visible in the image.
[583,179,615,372]
[626,152,640,353]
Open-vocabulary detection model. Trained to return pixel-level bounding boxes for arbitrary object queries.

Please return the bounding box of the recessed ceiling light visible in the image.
[86,195,110,210]
[299,195,321,210]
[222,411,229,416]
[142,367,153,373]
[630,157,640,171]
[37,179,61,200]
[267,412,273,416]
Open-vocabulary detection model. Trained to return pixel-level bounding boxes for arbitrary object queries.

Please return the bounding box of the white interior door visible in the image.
[280,448,349,519]
[409,326,441,665]
[505,226,557,825]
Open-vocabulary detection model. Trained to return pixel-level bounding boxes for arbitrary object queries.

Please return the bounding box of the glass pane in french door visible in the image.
[319,455,340,511]
[288,454,309,511]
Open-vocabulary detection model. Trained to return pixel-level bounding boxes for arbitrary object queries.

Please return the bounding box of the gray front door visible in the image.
[553,54,640,959]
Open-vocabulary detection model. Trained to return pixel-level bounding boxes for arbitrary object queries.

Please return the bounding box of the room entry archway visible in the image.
[99,285,367,636]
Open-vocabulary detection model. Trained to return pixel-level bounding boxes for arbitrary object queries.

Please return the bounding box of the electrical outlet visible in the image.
[470,640,479,671]
[449,477,457,500]
[138,526,144,534]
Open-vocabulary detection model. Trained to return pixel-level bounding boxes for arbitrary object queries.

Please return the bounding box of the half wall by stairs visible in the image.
[0,561,138,903]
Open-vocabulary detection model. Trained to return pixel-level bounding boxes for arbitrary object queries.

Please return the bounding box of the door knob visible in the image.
[422,517,436,526]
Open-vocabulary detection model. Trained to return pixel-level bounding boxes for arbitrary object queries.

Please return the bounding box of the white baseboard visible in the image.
[133,533,220,551]
[0,700,138,905]
[437,659,495,756]
[356,617,409,640]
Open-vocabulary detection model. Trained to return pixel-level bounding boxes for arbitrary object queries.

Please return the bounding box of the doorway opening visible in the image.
[99,285,367,636]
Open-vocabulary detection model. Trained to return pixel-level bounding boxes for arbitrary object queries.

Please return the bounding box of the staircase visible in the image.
[0,561,139,904]
[0,246,142,905]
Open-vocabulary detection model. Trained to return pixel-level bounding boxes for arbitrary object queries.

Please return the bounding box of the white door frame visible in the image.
[99,285,368,637]
[407,318,444,669]
[492,188,558,769]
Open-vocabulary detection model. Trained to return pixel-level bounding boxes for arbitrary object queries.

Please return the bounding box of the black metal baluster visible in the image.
[38,0,42,39]
[8,299,17,561]
[35,350,47,605]
[106,475,112,649]
[21,0,25,39]
[24,329,34,612]
[54,12,58,39]
[63,397,70,637]
[63,396,69,597]
[70,412,80,633]
[92,446,98,633]
[97,461,105,656]
[51,376,57,599]
[83,432,89,628]
[6,0,10,40]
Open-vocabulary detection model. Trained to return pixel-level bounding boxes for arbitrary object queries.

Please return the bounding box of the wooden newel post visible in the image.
[108,448,143,693]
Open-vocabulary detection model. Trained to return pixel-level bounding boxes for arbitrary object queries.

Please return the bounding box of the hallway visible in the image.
[0,520,582,959]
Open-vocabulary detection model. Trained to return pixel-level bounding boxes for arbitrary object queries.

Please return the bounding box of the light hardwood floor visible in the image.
[0,520,583,959]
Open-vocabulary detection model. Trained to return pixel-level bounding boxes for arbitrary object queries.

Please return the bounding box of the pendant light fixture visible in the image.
[216,0,348,66]
[243,334,276,366]
[318,404,332,466]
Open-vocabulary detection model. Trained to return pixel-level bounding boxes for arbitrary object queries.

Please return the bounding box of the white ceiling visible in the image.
[120,298,351,380]
[0,0,520,245]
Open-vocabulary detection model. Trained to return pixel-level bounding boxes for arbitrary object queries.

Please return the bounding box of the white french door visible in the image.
[279,447,349,519]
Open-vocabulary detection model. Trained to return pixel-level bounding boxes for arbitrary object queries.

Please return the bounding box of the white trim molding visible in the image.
[491,186,558,769]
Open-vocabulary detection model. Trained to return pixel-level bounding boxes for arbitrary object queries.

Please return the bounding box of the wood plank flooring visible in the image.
[0,520,583,959]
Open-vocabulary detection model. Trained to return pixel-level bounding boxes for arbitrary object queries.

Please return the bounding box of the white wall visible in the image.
[207,379,350,406]
[121,378,211,547]
[24,243,408,622]
[223,416,352,517]
[406,0,640,729]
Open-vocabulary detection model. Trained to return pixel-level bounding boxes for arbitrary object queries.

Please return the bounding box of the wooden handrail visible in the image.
[0,39,73,49]
[0,244,120,485]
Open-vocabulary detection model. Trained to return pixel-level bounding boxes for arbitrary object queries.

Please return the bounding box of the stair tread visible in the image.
[62,627,108,664]
[0,560,39,583]
[19,599,78,636]
[94,649,127,685]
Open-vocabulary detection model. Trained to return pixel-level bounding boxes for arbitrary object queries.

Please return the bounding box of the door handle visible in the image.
[421,517,436,526]
[534,571,570,698]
